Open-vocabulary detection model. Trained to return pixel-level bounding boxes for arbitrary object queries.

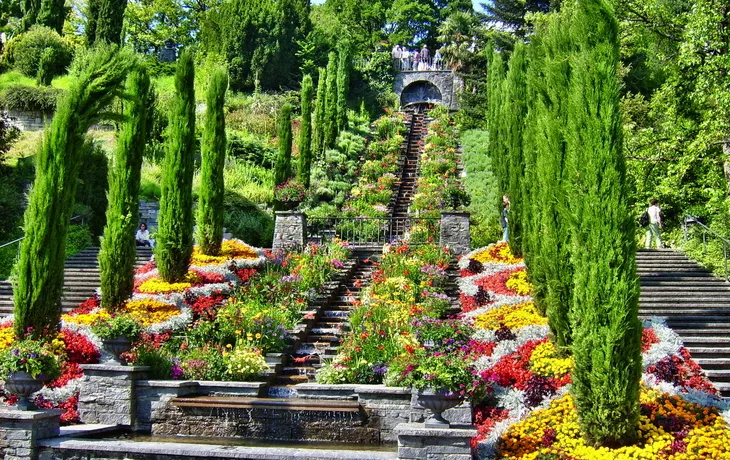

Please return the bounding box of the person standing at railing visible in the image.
[420,45,430,70]
[392,45,402,70]
[413,48,421,71]
[401,48,410,71]
[433,48,443,70]
[645,199,663,249]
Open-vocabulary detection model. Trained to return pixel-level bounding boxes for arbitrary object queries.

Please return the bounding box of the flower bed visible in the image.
[459,242,730,459]
[2,239,353,423]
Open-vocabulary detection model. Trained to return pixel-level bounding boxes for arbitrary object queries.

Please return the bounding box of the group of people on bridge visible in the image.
[392,45,445,71]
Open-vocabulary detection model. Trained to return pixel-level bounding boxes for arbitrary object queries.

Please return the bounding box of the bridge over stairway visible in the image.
[637,249,730,395]
[0,247,153,316]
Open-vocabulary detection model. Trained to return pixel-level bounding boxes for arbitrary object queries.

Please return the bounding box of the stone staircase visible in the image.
[637,249,730,395]
[390,111,426,237]
[276,256,376,386]
[0,246,153,316]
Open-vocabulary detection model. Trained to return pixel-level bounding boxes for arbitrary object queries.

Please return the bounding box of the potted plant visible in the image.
[0,338,61,410]
[274,178,306,209]
[90,314,142,365]
[386,349,473,428]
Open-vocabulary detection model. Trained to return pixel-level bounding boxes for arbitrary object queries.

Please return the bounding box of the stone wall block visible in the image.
[440,212,471,255]
[273,212,306,251]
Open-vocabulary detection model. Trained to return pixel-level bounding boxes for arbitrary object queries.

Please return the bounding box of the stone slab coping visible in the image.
[354,385,411,395]
[59,424,118,438]
[136,380,199,389]
[196,381,267,389]
[0,409,62,421]
[38,439,398,459]
[294,383,358,392]
[80,365,151,372]
[172,396,362,412]
[394,423,478,438]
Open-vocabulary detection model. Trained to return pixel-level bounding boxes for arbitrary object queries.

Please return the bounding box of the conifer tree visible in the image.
[156,50,196,283]
[504,42,528,256]
[323,52,338,148]
[298,74,314,187]
[274,103,293,188]
[87,0,128,45]
[530,9,574,347]
[37,0,65,33]
[13,46,134,338]
[99,68,152,310]
[196,67,228,256]
[336,44,350,133]
[566,0,641,446]
[313,67,327,156]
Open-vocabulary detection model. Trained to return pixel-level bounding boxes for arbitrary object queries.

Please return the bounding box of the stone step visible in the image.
[639,306,730,313]
[695,358,730,368]
[640,286,730,292]
[680,347,730,357]
[640,280,730,287]
[682,336,730,345]
[639,315,730,323]
[702,370,730,381]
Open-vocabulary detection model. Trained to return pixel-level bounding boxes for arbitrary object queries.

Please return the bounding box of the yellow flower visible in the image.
[62,309,112,326]
[506,270,532,296]
[474,302,547,330]
[0,327,15,352]
[190,240,259,266]
[255,333,262,340]
[124,299,180,326]
[137,271,202,294]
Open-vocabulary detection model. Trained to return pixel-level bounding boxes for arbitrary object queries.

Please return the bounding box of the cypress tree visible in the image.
[566,0,641,446]
[298,74,314,187]
[504,42,528,256]
[531,9,574,347]
[156,50,196,283]
[99,68,152,310]
[274,103,293,188]
[336,44,350,133]
[323,52,338,148]
[37,0,65,33]
[87,0,128,45]
[13,46,134,338]
[20,0,40,31]
[313,67,327,156]
[196,67,228,256]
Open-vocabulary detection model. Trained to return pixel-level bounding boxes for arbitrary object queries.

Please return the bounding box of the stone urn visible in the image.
[101,336,133,365]
[5,371,44,410]
[414,387,463,428]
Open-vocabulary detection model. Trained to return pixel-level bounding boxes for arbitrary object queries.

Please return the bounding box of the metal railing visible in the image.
[307,217,441,247]
[683,216,730,281]
[0,215,84,251]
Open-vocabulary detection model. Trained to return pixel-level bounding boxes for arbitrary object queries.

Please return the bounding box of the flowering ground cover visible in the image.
[1,239,350,423]
[460,242,730,459]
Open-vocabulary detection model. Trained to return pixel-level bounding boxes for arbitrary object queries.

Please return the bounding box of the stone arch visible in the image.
[400,80,443,106]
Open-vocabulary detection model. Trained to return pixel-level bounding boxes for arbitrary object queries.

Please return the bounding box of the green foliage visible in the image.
[323,52,338,149]
[3,25,72,80]
[483,0,552,36]
[504,42,527,257]
[274,103,293,188]
[156,50,196,283]
[0,84,61,112]
[87,0,128,45]
[461,129,501,247]
[227,133,277,167]
[75,144,108,239]
[90,314,143,341]
[566,0,641,446]
[313,67,327,156]
[196,66,228,256]
[215,0,310,91]
[336,44,350,133]
[64,224,93,259]
[353,51,397,115]
[99,69,152,310]
[13,45,135,338]
[486,51,507,212]
[36,0,65,33]
[298,74,314,187]
[225,91,296,138]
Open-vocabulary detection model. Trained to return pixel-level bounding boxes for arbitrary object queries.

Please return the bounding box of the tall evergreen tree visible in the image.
[36,0,65,32]
[274,103,294,188]
[298,74,314,187]
[336,43,350,133]
[196,67,228,256]
[20,0,40,31]
[482,0,553,35]
[504,42,528,256]
[156,50,196,283]
[13,46,134,338]
[566,0,641,446]
[99,68,152,311]
[87,0,128,45]
[313,67,327,156]
[323,52,338,148]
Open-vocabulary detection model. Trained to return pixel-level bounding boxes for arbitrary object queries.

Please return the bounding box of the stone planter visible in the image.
[414,388,462,428]
[5,371,44,410]
[101,336,133,365]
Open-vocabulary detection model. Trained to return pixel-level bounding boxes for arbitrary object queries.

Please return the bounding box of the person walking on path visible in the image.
[645,199,663,249]
[501,195,510,242]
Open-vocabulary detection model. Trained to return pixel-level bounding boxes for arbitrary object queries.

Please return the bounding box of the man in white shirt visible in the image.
[645,199,662,249]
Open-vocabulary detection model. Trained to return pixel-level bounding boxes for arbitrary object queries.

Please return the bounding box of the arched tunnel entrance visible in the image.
[400,81,443,106]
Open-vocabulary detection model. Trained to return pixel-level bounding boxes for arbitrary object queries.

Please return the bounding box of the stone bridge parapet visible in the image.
[394,71,463,110]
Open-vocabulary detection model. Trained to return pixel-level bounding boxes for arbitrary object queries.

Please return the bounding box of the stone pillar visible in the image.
[78,365,149,429]
[395,423,477,460]
[440,212,470,255]
[0,409,61,460]
[273,211,306,251]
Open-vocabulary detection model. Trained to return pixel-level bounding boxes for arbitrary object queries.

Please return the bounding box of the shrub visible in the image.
[0,85,62,112]
[4,26,72,80]
[227,133,276,167]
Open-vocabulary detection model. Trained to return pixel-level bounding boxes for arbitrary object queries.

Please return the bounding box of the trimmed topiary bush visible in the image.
[0,85,62,112]
[4,25,72,80]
